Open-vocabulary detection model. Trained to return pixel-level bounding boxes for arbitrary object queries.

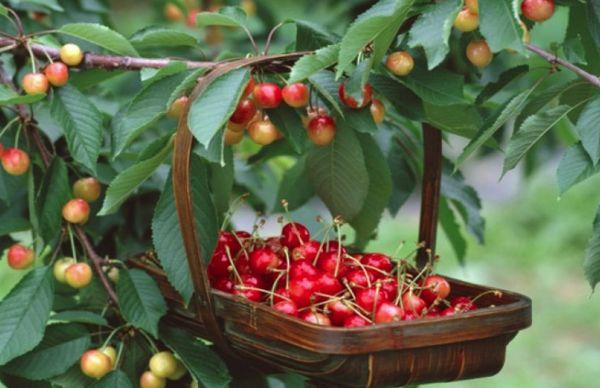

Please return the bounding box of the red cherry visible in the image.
[300,311,331,326]
[307,114,336,146]
[281,222,310,250]
[265,236,284,255]
[62,198,90,224]
[374,302,405,323]
[235,251,252,274]
[216,231,242,256]
[212,277,234,293]
[289,259,319,280]
[22,72,49,95]
[521,0,554,22]
[361,253,393,274]
[282,83,309,108]
[316,273,343,296]
[327,300,354,326]
[420,275,451,304]
[249,247,280,275]
[344,269,374,289]
[324,240,346,255]
[403,312,417,321]
[343,315,369,328]
[242,77,255,98]
[426,307,441,318]
[355,287,389,312]
[288,277,317,307]
[44,62,69,87]
[401,291,427,316]
[370,99,385,124]
[233,274,264,302]
[1,148,30,176]
[7,244,35,269]
[229,99,257,125]
[292,240,321,262]
[273,287,291,304]
[273,300,298,316]
[379,278,399,301]
[338,83,372,109]
[253,82,282,109]
[451,296,477,311]
[207,251,231,278]
[186,8,200,27]
[316,251,347,278]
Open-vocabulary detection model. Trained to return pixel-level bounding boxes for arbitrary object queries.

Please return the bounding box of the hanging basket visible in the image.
[129,59,532,388]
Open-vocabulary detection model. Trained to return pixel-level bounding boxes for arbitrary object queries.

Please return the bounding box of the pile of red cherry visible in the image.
[208,222,489,327]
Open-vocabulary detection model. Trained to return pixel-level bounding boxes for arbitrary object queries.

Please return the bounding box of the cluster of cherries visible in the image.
[168,75,387,148]
[208,222,491,327]
[452,0,554,69]
[80,347,188,387]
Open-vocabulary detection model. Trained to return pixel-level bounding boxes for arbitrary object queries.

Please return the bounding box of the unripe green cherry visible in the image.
[53,257,76,283]
[149,351,178,378]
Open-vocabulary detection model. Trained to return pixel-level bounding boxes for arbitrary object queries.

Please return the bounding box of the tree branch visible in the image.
[525,43,600,88]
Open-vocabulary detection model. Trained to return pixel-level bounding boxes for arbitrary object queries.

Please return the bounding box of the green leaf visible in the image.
[50,85,104,173]
[160,325,231,388]
[90,370,132,388]
[584,232,600,291]
[424,102,483,140]
[275,156,314,212]
[11,0,63,12]
[370,74,423,121]
[117,269,167,338]
[209,148,234,220]
[307,125,369,220]
[557,143,600,195]
[408,0,462,69]
[308,71,345,118]
[112,71,191,157]
[50,364,94,388]
[0,85,45,105]
[289,44,340,84]
[439,197,467,264]
[37,158,71,244]
[293,19,337,51]
[49,311,108,326]
[503,105,577,175]
[119,335,152,385]
[0,217,29,237]
[99,136,172,215]
[576,96,600,164]
[193,129,225,164]
[268,105,308,153]
[396,67,466,106]
[387,133,418,216]
[344,57,374,106]
[58,23,139,56]
[441,165,484,244]
[130,27,198,49]
[0,267,54,365]
[350,134,392,247]
[479,0,524,54]
[188,68,249,147]
[456,78,544,169]
[475,65,529,105]
[586,0,600,47]
[336,0,414,78]
[4,324,90,380]
[196,6,247,28]
[152,176,195,304]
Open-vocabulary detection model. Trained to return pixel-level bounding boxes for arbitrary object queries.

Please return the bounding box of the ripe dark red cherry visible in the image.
[289,259,319,280]
[521,0,554,22]
[207,251,231,278]
[288,277,317,307]
[324,240,346,255]
[273,300,298,316]
[327,300,354,326]
[401,291,427,316]
[420,275,451,303]
[307,114,336,146]
[379,278,399,300]
[374,302,405,323]
[212,277,234,293]
[233,274,264,302]
[338,83,373,109]
[249,247,280,275]
[22,72,49,95]
[273,287,291,304]
[44,62,69,87]
[292,240,321,262]
[282,83,309,108]
[316,251,347,277]
[1,148,30,176]
[355,287,389,312]
[216,231,242,256]
[300,311,331,326]
[316,273,343,296]
[242,77,255,98]
[370,99,385,124]
[343,315,369,328]
[253,82,283,109]
[344,269,374,289]
[451,296,477,311]
[7,244,35,269]
[229,99,257,125]
[281,222,310,249]
[361,253,393,274]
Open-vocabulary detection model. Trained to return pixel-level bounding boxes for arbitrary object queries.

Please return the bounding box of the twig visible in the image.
[525,43,600,88]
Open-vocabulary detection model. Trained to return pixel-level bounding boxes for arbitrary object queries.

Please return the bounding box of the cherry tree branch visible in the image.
[525,43,600,88]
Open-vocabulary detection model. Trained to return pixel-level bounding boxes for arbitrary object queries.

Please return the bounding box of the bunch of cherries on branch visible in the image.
[208,215,501,327]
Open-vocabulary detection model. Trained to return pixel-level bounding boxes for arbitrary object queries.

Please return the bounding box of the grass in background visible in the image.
[369,173,600,388]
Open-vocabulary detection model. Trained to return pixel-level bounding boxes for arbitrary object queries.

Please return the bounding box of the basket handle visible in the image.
[416,124,443,268]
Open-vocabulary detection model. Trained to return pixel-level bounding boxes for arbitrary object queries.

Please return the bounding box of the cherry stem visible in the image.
[344,255,372,288]
[0,116,20,138]
[343,300,372,323]
[138,328,160,354]
[263,22,284,56]
[225,246,243,285]
[67,224,78,262]
[101,324,127,349]
[114,341,125,369]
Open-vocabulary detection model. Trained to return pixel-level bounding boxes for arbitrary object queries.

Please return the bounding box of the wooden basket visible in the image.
[129,57,532,387]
